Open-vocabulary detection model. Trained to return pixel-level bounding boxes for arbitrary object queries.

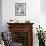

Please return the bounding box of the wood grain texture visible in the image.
[7,23,34,46]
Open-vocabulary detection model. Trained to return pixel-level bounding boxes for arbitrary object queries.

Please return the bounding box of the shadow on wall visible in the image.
[40,0,46,14]
[0,0,2,32]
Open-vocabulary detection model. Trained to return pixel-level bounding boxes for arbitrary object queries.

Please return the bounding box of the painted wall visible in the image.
[40,0,46,14]
[40,0,46,31]
[2,0,40,31]
[0,0,2,31]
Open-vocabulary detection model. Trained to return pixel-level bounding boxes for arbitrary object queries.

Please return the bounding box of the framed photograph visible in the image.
[15,3,26,16]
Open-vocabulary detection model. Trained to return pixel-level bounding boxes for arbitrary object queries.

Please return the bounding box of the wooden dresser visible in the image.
[7,23,34,46]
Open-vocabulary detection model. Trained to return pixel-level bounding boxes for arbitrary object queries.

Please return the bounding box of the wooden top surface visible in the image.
[7,23,34,25]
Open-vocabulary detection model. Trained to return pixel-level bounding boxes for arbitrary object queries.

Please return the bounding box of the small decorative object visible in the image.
[10,20,13,21]
[36,25,45,46]
[9,19,19,23]
[15,3,26,16]
[25,20,30,23]
[9,19,14,23]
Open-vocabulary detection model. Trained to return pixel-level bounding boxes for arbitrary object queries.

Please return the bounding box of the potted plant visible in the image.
[36,25,45,46]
